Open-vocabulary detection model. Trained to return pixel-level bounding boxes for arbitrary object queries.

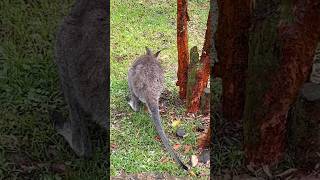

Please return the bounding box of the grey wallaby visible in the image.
[128,48,188,171]
[52,0,109,157]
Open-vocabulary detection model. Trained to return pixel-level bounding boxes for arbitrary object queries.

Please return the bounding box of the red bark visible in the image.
[215,0,251,121]
[176,0,189,100]
[187,9,213,113]
[245,0,320,167]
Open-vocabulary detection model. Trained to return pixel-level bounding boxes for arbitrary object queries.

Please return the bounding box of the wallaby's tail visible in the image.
[147,100,189,171]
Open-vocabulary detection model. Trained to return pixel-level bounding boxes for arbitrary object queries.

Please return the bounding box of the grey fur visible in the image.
[53,0,109,157]
[128,48,188,170]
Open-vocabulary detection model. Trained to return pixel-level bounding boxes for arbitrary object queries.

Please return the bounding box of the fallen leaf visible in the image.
[171,120,181,128]
[154,135,161,142]
[202,115,210,121]
[160,156,170,163]
[197,131,210,149]
[186,113,196,118]
[191,155,198,167]
[189,170,196,177]
[184,145,192,153]
[173,144,181,150]
[111,143,118,150]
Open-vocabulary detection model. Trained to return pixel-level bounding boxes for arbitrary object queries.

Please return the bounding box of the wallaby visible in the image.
[128,48,188,171]
[52,0,109,157]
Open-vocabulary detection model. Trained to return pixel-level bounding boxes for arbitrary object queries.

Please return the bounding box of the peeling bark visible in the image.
[244,0,320,167]
[215,0,251,121]
[187,6,213,113]
[177,0,189,99]
[186,46,200,110]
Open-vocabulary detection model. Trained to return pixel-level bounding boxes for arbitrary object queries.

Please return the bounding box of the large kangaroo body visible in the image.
[53,0,109,157]
[128,48,188,171]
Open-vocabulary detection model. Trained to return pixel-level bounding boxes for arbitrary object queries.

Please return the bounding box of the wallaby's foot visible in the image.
[49,111,93,158]
[128,95,141,112]
[128,99,139,112]
[59,122,92,158]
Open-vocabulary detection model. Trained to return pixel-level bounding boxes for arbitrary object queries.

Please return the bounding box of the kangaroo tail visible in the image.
[147,100,189,171]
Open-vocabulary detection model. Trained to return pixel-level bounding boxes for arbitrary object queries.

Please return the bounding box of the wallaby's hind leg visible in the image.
[128,93,141,112]
[70,101,92,157]
[51,99,92,158]
[128,78,141,111]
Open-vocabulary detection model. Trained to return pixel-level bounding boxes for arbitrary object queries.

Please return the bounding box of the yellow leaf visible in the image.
[172,120,181,128]
[189,170,196,176]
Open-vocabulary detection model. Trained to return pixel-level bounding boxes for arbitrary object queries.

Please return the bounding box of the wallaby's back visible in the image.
[128,54,164,103]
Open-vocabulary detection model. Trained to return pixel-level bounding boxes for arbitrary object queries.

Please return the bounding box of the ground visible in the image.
[110,0,210,178]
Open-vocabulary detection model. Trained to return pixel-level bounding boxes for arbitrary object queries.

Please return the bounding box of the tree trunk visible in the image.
[215,0,251,121]
[288,82,320,169]
[176,0,189,100]
[186,5,214,113]
[186,46,200,110]
[244,0,320,167]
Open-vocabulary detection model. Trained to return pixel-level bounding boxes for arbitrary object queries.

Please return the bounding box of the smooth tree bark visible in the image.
[244,0,320,167]
[215,0,251,121]
[186,5,213,113]
[177,0,189,99]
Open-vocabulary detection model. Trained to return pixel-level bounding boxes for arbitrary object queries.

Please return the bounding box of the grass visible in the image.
[0,0,108,179]
[110,0,210,178]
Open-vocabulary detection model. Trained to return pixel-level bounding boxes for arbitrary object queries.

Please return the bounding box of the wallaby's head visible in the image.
[145,47,161,60]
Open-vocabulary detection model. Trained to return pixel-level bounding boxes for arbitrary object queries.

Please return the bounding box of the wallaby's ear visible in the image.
[154,50,161,59]
[146,47,152,55]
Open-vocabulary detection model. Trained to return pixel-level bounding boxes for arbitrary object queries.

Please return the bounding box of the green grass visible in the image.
[110,0,210,178]
[0,0,107,179]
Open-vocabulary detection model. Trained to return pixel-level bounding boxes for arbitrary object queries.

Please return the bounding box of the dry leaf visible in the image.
[160,156,170,163]
[171,120,181,128]
[184,145,192,153]
[173,144,181,150]
[197,131,210,149]
[111,143,118,150]
[189,170,196,177]
[191,155,198,167]
[154,135,161,142]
